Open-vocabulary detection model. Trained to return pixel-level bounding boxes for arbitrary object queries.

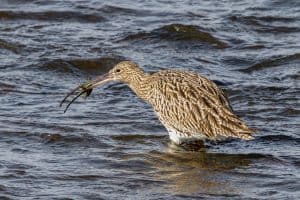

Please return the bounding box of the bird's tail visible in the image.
[231,120,256,140]
[220,111,256,140]
[236,130,255,140]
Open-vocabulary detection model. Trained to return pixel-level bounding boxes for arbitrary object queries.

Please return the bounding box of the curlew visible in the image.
[60,61,254,144]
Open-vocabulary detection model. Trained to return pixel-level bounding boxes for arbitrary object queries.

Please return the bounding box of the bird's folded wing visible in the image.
[150,70,254,140]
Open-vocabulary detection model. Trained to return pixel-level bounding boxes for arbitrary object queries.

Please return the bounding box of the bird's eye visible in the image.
[116,69,121,73]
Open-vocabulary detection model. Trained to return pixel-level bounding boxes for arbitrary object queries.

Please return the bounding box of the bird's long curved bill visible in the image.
[60,73,112,113]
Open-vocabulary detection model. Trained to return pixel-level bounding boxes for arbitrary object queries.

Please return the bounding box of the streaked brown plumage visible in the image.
[61,61,255,144]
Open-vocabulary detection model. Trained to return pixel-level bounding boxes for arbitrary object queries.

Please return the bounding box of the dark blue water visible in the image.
[0,0,299,199]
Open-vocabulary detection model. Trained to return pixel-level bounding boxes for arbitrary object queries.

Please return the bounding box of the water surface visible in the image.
[0,0,299,199]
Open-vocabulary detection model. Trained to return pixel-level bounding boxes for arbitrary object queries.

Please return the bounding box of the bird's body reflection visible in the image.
[143,141,253,195]
[112,134,261,196]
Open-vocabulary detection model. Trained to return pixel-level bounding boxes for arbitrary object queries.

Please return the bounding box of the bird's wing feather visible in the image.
[149,70,254,140]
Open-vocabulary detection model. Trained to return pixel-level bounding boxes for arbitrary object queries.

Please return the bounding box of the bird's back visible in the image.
[146,70,254,143]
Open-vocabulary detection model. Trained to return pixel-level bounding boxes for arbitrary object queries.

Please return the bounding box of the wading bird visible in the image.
[60,61,254,144]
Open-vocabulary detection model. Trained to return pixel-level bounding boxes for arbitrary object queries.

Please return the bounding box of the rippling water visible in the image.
[0,0,299,199]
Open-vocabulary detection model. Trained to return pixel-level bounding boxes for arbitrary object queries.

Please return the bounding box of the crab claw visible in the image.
[60,73,113,113]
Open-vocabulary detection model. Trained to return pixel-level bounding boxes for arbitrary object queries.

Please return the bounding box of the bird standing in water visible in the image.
[61,61,254,144]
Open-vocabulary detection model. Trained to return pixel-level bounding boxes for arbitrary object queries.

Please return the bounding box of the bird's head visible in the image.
[89,61,144,87]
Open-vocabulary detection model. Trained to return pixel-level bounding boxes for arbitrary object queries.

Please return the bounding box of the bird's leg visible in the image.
[180,140,206,152]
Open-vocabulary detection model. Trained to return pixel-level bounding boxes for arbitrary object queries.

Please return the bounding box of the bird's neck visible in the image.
[128,72,151,101]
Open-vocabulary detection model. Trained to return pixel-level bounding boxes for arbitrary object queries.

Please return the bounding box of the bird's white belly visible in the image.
[154,112,206,144]
[165,126,206,144]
